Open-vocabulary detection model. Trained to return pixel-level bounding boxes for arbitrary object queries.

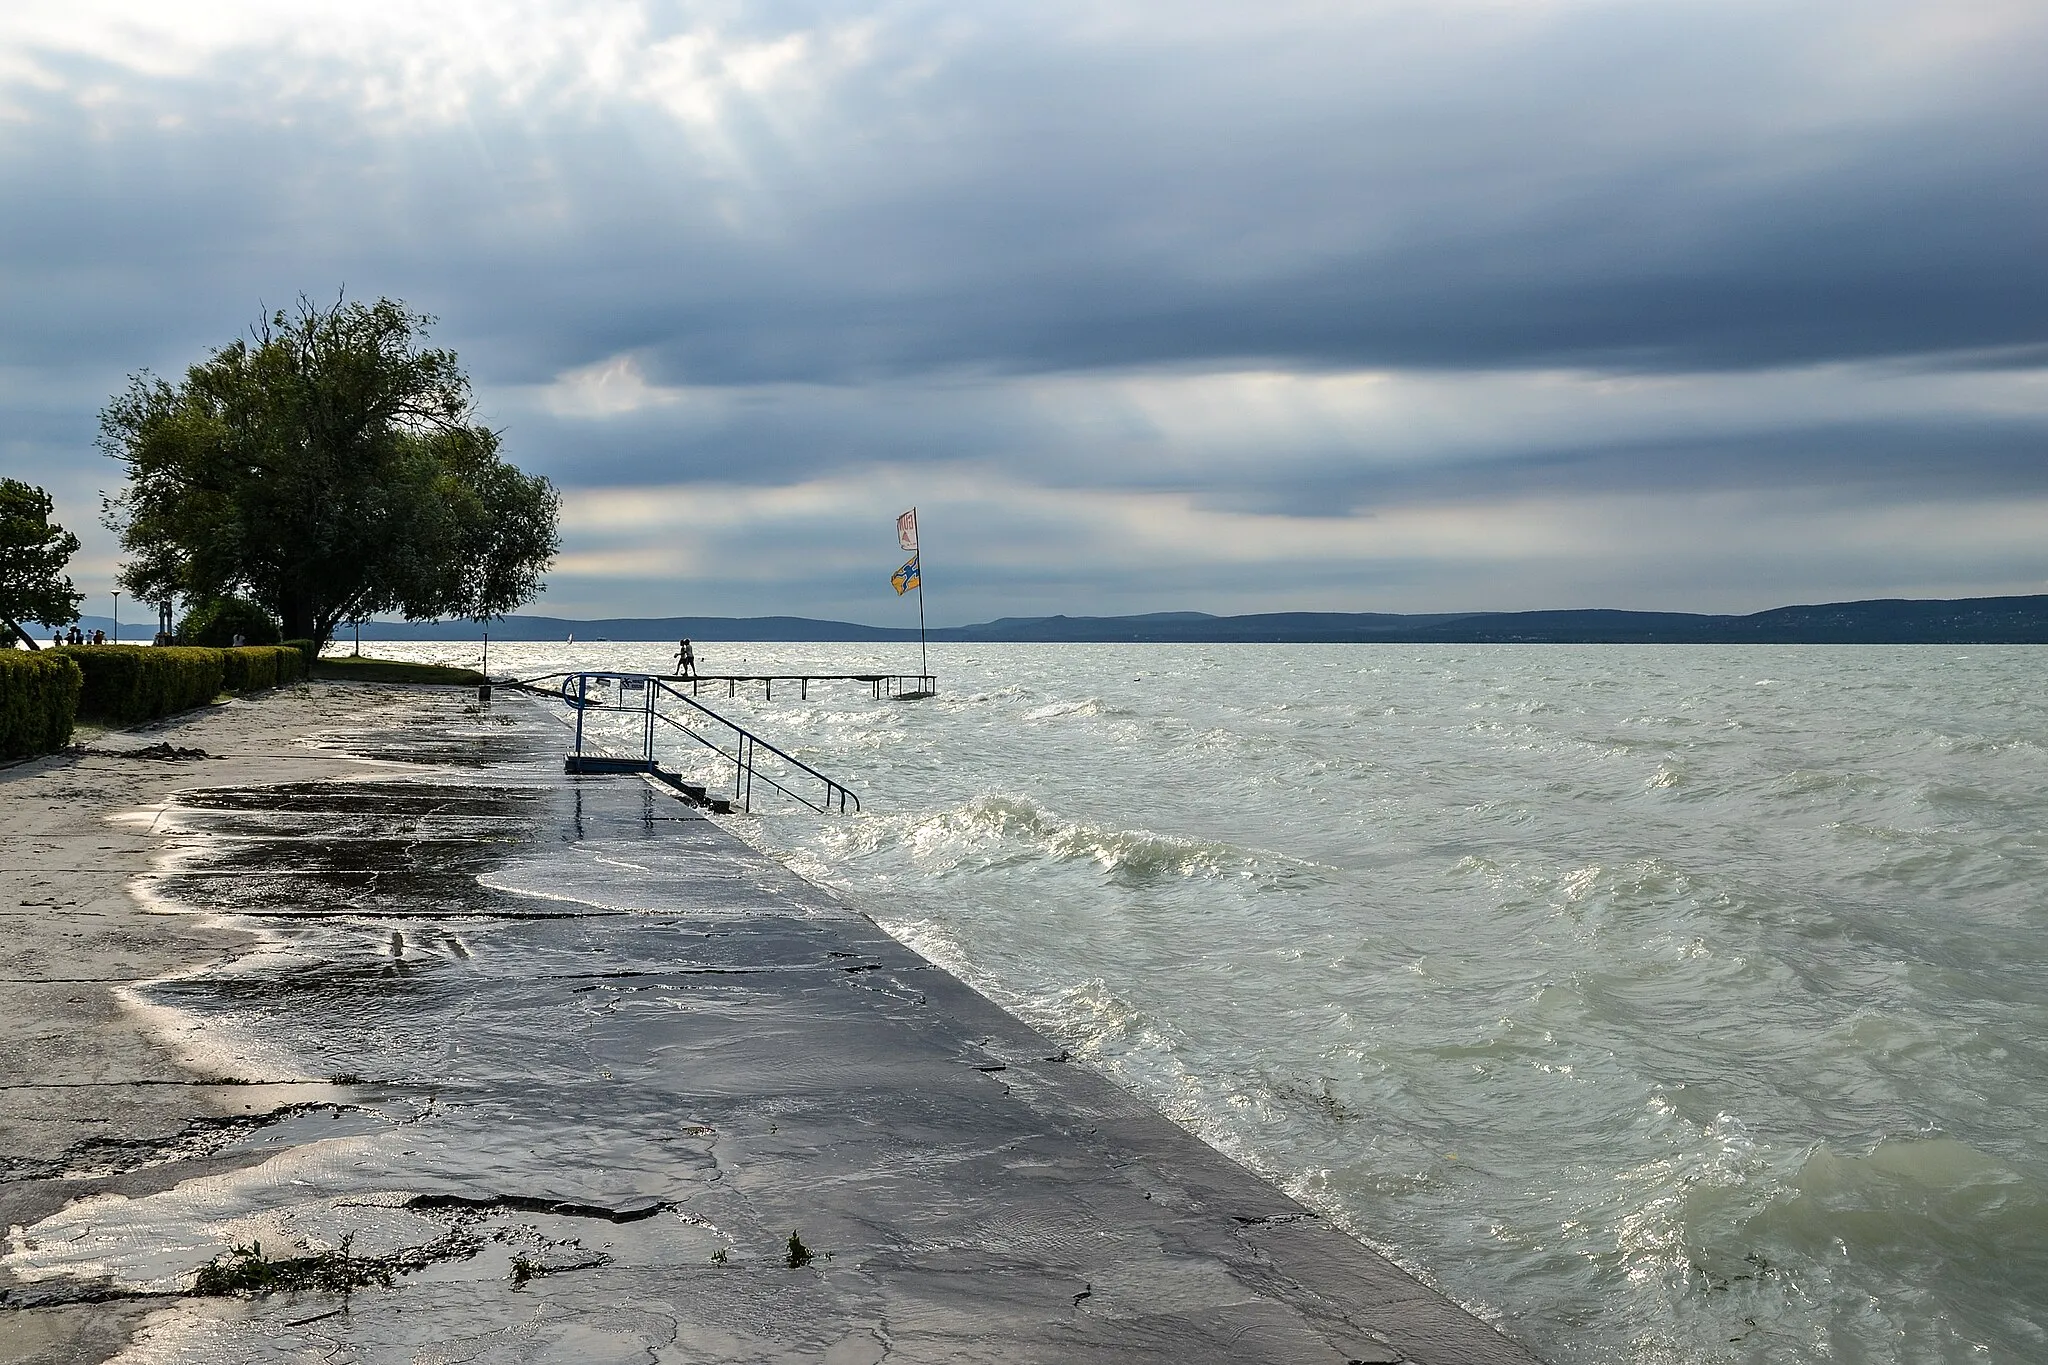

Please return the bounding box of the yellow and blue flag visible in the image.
[891,553,921,595]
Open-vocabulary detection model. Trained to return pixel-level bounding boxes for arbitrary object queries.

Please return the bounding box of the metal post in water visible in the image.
[573,674,587,756]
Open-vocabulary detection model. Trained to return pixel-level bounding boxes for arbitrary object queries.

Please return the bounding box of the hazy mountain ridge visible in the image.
[58,594,2048,645]
[929,596,2048,643]
[56,594,2037,645]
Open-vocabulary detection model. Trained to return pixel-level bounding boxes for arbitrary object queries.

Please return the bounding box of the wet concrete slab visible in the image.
[2,692,1540,1364]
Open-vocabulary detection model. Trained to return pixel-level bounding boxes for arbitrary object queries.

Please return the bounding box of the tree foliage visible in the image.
[100,295,560,648]
[0,479,84,647]
[179,596,281,646]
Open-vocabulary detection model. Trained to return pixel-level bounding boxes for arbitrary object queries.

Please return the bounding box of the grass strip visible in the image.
[312,656,486,686]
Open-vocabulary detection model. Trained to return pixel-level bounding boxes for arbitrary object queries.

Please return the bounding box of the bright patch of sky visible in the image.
[4,0,2045,622]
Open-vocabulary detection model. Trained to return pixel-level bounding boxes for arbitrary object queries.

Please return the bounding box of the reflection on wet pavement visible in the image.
[2,692,1534,1364]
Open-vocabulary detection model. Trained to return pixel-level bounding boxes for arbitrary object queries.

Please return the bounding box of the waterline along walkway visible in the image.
[0,685,1543,1362]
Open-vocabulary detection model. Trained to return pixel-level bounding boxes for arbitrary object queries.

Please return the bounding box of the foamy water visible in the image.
[378,639,2048,1363]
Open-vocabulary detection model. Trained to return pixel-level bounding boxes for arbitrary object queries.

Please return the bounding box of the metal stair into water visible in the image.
[519,671,860,814]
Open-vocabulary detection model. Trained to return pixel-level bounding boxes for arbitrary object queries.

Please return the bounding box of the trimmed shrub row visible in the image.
[0,651,83,759]
[220,644,306,693]
[55,646,224,726]
[50,644,306,727]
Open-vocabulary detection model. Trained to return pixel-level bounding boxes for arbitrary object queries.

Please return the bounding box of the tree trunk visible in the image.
[5,619,39,651]
[279,591,316,644]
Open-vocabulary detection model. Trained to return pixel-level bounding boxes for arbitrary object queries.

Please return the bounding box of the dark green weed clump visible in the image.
[192,1238,390,1296]
[192,1229,477,1297]
[785,1231,814,1268]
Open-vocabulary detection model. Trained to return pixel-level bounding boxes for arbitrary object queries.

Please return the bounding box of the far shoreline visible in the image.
[57,591,2035,647]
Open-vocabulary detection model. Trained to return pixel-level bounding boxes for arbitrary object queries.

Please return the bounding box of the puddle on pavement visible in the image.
[3,692,980,1361]
[7,691,1462,1365]
[300,700,565,771]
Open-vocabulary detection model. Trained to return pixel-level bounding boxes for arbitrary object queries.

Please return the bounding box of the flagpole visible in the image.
[896,506,929,689]
[916,563,928,684]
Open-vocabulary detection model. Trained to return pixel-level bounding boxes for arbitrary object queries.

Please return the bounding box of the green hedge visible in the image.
[0,652,82,758]
[48,644,309,727]
[220,645,305,692]
[271,644,307,685]
[282,638,318,669]
[55,646,226,725]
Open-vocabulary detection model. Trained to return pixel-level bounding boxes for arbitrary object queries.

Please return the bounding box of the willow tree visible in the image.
[100,295,559,649]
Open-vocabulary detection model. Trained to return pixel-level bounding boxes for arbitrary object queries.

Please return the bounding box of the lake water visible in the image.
[375,640,2048,1364]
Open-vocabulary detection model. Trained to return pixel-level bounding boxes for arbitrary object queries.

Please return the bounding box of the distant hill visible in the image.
[300,594,2048,645]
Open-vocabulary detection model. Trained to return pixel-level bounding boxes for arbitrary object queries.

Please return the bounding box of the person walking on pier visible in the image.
[675,638,696,679]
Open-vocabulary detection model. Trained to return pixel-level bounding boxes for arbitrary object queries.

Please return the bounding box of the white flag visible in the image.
[897,507,918,551]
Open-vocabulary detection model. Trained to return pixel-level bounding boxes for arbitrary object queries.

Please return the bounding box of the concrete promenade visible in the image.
[1,685,1540,1363]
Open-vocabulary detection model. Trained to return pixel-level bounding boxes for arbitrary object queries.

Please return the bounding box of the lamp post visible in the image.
[111,591,119,644]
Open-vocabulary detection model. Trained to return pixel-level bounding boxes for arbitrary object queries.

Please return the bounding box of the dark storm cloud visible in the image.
[5,1,2045,384]
[1217,417,2048,518]
[3,0,2046,617]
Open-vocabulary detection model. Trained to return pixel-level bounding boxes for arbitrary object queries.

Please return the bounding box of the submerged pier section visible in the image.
[673,671,937,702]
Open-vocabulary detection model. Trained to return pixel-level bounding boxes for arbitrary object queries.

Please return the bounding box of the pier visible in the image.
[667,671,936,701]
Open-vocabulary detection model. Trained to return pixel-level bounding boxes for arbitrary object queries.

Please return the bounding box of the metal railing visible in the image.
[527,672,860,814]
[678,672,936,702]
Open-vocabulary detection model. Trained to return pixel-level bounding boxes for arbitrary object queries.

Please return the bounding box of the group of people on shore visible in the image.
[44,627,248,647]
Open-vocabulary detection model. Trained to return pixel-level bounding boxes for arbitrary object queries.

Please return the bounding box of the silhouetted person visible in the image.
[676,638,696,679]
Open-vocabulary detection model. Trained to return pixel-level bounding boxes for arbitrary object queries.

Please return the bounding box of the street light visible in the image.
[112,591,119,644]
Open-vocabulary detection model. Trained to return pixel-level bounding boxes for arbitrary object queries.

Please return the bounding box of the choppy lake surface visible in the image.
[380,640,2048,1363]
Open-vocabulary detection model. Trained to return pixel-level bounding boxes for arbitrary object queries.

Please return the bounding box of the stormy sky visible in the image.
[4,1,2045,625]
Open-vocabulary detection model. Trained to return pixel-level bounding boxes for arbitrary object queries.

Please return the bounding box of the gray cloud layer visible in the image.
[3,1,2045,619]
